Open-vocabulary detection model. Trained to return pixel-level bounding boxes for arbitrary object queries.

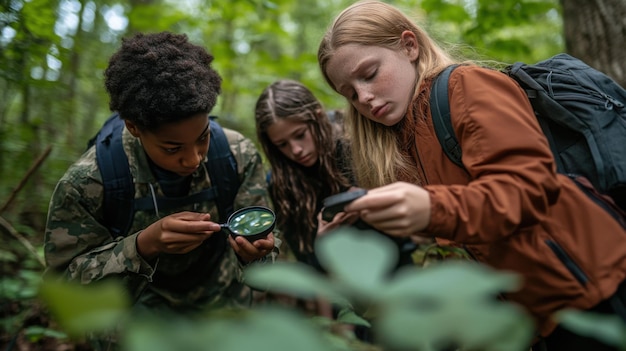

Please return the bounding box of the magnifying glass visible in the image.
[220,206,276,242]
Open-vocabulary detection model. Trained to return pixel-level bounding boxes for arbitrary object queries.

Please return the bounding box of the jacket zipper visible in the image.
[568,175,626,228]
[545,239,588,286]
[553,92,624,110]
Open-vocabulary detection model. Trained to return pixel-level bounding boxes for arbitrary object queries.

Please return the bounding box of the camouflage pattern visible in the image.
[44,125,277,310]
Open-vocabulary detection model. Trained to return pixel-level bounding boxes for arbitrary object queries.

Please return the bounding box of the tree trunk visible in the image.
[560,0,626,87]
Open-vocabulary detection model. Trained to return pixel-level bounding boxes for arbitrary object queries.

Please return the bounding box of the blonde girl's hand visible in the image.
[316,210,360,237]
[344,182,431,238]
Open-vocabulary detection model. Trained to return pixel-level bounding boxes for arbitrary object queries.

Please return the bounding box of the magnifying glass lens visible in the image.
[223,206,276,242]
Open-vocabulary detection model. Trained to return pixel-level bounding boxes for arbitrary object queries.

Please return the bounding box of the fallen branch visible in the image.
[0,145,52,215]
[0,215,45,267]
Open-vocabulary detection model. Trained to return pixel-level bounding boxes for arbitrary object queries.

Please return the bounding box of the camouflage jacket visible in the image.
[44,125,276,309]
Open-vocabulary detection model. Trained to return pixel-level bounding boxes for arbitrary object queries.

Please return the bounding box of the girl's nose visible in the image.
[290,141,303,156]
[182,147,203,168]
[356,87,373,105]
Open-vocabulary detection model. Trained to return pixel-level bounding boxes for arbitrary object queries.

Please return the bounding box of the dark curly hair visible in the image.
[104,32,222,131]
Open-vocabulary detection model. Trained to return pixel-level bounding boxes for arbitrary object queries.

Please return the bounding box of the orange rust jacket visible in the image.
[412,65,626,336]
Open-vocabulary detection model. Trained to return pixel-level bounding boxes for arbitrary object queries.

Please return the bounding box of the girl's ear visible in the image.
[316,108,325,119]
[400,30,419,61]
[124,120,141,137]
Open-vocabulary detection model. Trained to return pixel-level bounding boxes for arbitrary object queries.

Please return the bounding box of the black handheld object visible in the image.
[322,188,368,222]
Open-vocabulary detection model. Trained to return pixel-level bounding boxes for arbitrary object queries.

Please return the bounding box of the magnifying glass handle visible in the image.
[219,224,231,236]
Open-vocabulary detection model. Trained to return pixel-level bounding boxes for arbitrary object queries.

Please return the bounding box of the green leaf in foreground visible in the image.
[558,309,626,348]
[123,308,349,351]
[38,278,130,338]
[316,227,398,298]
[382,260,521,301]
[375,262,533,351]
[244,261,343,302]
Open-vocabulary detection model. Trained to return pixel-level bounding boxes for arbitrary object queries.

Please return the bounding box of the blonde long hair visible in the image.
[318,0,457,188]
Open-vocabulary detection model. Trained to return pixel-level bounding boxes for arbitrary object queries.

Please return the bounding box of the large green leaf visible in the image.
[123,308,349,351]
[376,300,533,351]
[557,309,626,348]
[336,306,371,328]
[38,279,130,338]
[373,261,532,350]
[244,261,344,302]
[315,227,398,299]
[381,260,521,301]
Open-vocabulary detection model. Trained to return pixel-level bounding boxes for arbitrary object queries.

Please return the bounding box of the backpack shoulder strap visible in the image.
[95,115,239,234]
[430,65,464,169]
[94,113,135,237]
[206,117,239,222]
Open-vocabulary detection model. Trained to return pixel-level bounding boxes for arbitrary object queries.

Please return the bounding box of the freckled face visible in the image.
[266,119,318,167]
[325,33,419,127]
[125,113,210,177]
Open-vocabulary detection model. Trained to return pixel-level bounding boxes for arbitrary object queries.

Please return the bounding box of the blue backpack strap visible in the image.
[134,118,238,218]
[430,64,464,169]
[93,113,135,237]
[93,115,239,236]
[206,117,239,222]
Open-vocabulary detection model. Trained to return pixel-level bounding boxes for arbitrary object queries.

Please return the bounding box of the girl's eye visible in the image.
[361,66,377,81]
[199,134,209,142]
[295,132,306,140]
[164,147,180,154]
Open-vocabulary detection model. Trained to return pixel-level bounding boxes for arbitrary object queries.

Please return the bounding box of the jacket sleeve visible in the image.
[44,155,156,285]
[425,66,561,244]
